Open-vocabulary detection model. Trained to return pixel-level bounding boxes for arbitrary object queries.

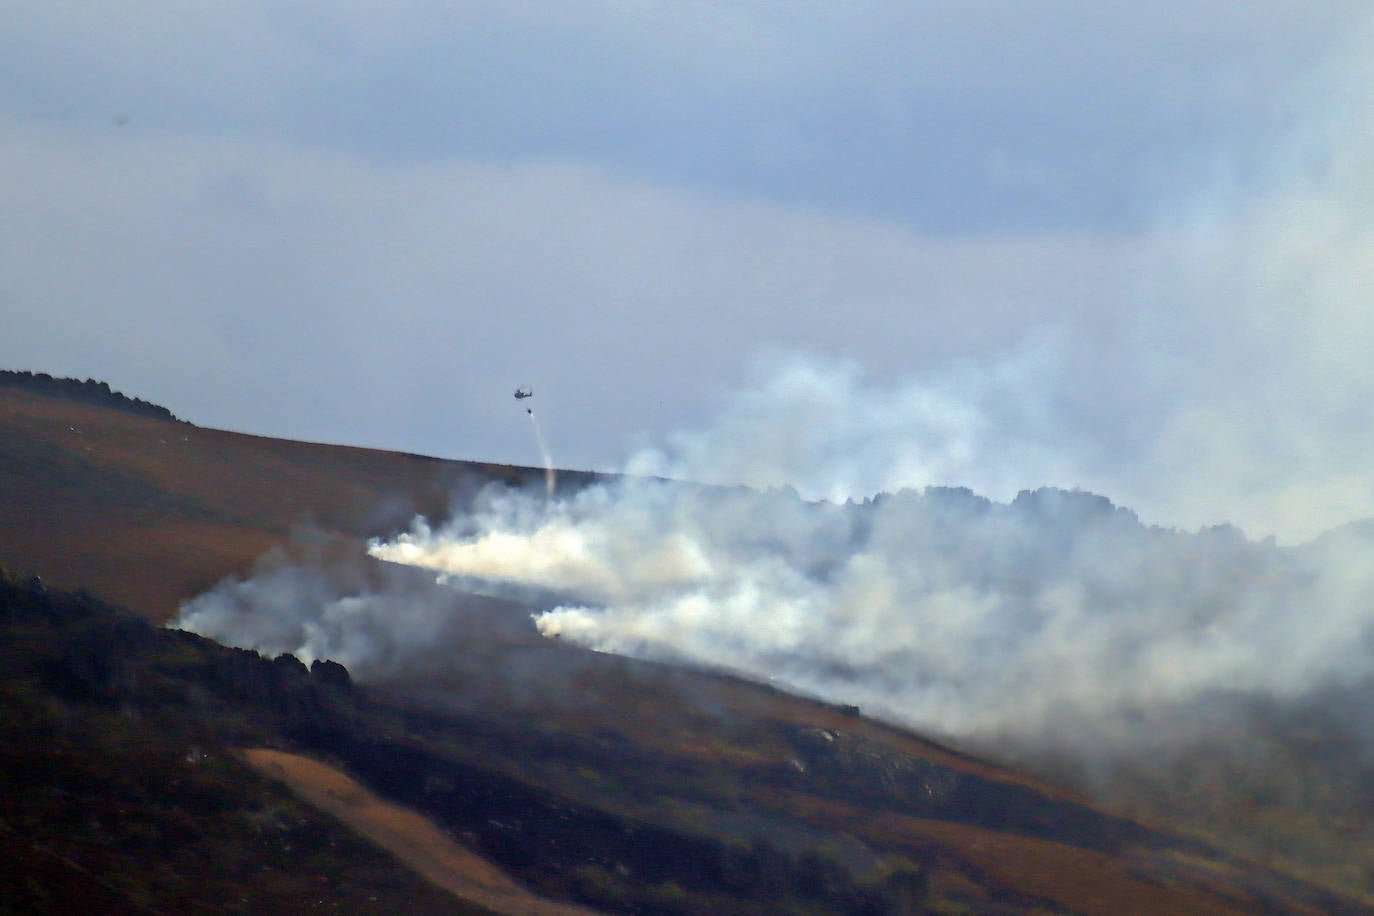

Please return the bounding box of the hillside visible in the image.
[2,380,1369,914]
[0,380,572,619]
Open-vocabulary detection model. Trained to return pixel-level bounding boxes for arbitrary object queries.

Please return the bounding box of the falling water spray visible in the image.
[526,408,556,498]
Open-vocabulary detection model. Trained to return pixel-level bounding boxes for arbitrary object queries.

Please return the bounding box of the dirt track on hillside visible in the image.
[243,748,601,916]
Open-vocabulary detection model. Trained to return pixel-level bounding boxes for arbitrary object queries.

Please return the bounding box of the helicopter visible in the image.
[514,387,533,400]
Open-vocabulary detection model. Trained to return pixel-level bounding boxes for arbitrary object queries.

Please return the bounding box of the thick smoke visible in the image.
[171,21,1374,826]
[368,475,1374,742]
[1117,18,1374,541]
[620,344,1090,509]
[358,23,1374,750]
[174,541,535,681]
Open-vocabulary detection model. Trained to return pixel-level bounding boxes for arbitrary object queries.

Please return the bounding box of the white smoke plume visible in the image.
[367,472,1374,741]
[1117,18,1374,542]
[172,18,1374,791]
[174,541,536,681]
[620,344,1090,509]
[358,23,1374,747]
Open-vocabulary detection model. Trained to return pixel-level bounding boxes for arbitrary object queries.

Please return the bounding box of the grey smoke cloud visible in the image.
[175,544,532,681]
[164,20,1374,857]
[362,471,1374,743]
[1113,18,1374,540]
[173,32,1374,743]
[620,345,1087,507]
[178,33,1374,726]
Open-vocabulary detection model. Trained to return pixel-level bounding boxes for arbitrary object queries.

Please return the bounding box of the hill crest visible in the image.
[0,370,183,423]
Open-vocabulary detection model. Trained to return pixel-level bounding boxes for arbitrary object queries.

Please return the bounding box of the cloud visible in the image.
[6,5,1374,543]
[3,2,1366,231]
[5,4,1373,527]
[0,116,1127,473]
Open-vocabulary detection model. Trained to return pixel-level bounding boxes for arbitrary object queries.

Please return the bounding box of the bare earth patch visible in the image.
[242,748,601,916]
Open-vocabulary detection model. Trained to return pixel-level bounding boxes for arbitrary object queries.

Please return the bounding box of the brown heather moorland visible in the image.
[1,375,1369,914]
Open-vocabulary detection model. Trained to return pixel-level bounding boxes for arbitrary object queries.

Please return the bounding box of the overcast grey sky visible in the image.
[4,2,1373,540]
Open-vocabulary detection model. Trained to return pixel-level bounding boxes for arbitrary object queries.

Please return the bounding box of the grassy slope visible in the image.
[241,748,600,916]
[0,385,540,619]
[1,383,1368,914]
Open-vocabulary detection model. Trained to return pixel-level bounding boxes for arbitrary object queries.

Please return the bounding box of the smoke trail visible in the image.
[366,473,1374,741]
[527,409,556,499]
[171,543,520,679]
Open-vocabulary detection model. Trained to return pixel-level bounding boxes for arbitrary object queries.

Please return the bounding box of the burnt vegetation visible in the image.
[0,572,960,914]
[3,571,1367,914]
[0,571,485,914]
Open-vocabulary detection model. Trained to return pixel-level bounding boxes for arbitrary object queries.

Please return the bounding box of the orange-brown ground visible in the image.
[243,749,600,916]
[0,385,533,618]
